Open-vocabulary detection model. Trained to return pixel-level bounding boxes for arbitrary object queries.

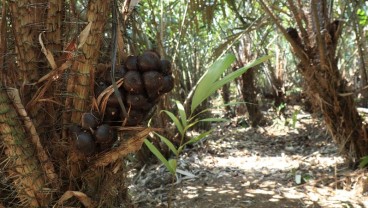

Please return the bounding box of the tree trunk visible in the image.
[352,3,368,107]
[1,0,141,207]
[0,86,50,207]
[241,67,265,127]
[221,82,234,117]
[260,0,368,164]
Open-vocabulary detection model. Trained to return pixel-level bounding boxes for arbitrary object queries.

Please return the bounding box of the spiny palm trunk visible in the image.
[9,0,49,148]
[260,0,368,164]
[9,0,46,86]
[63,1,131,206]
[66,0,110,125]
[0,86,50,207]
[65,0,110,177]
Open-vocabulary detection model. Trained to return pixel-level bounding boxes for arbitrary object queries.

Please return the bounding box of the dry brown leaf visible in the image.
[39,32,57,70]
[96,77,124,118]
[37,60,72,84]
[55,191,96,208]
[78,22,92,49]
[92,128,155,168]
[7,88,59,188]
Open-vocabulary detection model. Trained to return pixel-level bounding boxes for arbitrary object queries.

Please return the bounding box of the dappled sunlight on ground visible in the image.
[129,110,368,208]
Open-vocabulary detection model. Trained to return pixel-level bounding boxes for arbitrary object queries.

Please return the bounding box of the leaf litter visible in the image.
[128,107,368,208]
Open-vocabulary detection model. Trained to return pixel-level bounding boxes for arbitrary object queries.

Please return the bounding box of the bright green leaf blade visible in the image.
[168,159,177,172]
[175,100,187,127]
[200,118,228,122]
[207,55,272,98]
[184,129,214,146]
[154,132,178,156]
[183,120,199,132]
[359,156,368,168]
[144,139,175,174]
[191,54,236,113]
[184,121,199,132]
[162,110,184,136]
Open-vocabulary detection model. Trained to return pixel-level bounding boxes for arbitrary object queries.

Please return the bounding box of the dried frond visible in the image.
[92,128,155,168]
[96,78,124,119]
[55,191,96,208]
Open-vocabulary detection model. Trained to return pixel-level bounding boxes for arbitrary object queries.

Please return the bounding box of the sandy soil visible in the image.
[128,109,368,208]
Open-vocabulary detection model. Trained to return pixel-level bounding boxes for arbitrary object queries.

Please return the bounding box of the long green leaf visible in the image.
[162,110,184,136]
[207,55,272,98]
[183,120,199,132]
[175,100,187,128]
[144,139,175,174]
[168,159,177,172]
[183,129,214,146]
[154,132,178,156]
[191,54,236,113]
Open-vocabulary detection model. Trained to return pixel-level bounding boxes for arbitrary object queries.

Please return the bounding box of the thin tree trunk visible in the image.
[241,67,265,127]
[221,82,234,117]
[352,3,368,106]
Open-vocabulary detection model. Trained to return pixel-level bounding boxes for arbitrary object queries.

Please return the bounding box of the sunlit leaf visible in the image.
[175,100,187,127]
[168,159,177,172]
[162,110,184,136]
[359,156,368,168]
[144,139,175,174]
[208,54,272,97]
[291,110,299,128]
[183,120,199,132]
[154,132,178,156]
[191,54,236,113]
[183,129,214,146]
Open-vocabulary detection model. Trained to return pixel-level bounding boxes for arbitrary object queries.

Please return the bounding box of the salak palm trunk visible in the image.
[260,0,368,164]
[0,86,50,207]
[1,0,139,207]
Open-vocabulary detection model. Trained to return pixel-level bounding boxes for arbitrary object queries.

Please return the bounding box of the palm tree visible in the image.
[259,0,368,164]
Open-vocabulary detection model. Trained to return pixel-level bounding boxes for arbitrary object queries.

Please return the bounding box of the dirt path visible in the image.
[129,111,368,208]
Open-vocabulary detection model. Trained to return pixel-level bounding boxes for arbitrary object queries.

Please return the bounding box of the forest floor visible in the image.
[128,106,368,208]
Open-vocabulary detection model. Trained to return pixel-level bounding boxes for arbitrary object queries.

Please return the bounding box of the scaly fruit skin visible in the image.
[95,124,111,143]
[76,132,96,155]
[126,94,153,110]
[138,51,161,72]
[93,53,175,128]
[123,71,145,94]
[81,112,99,130]
[126,55,138,71]
[160,59,172,75]
[160,75,175,94]
[143,71,164,99]
[124,110,144,126]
